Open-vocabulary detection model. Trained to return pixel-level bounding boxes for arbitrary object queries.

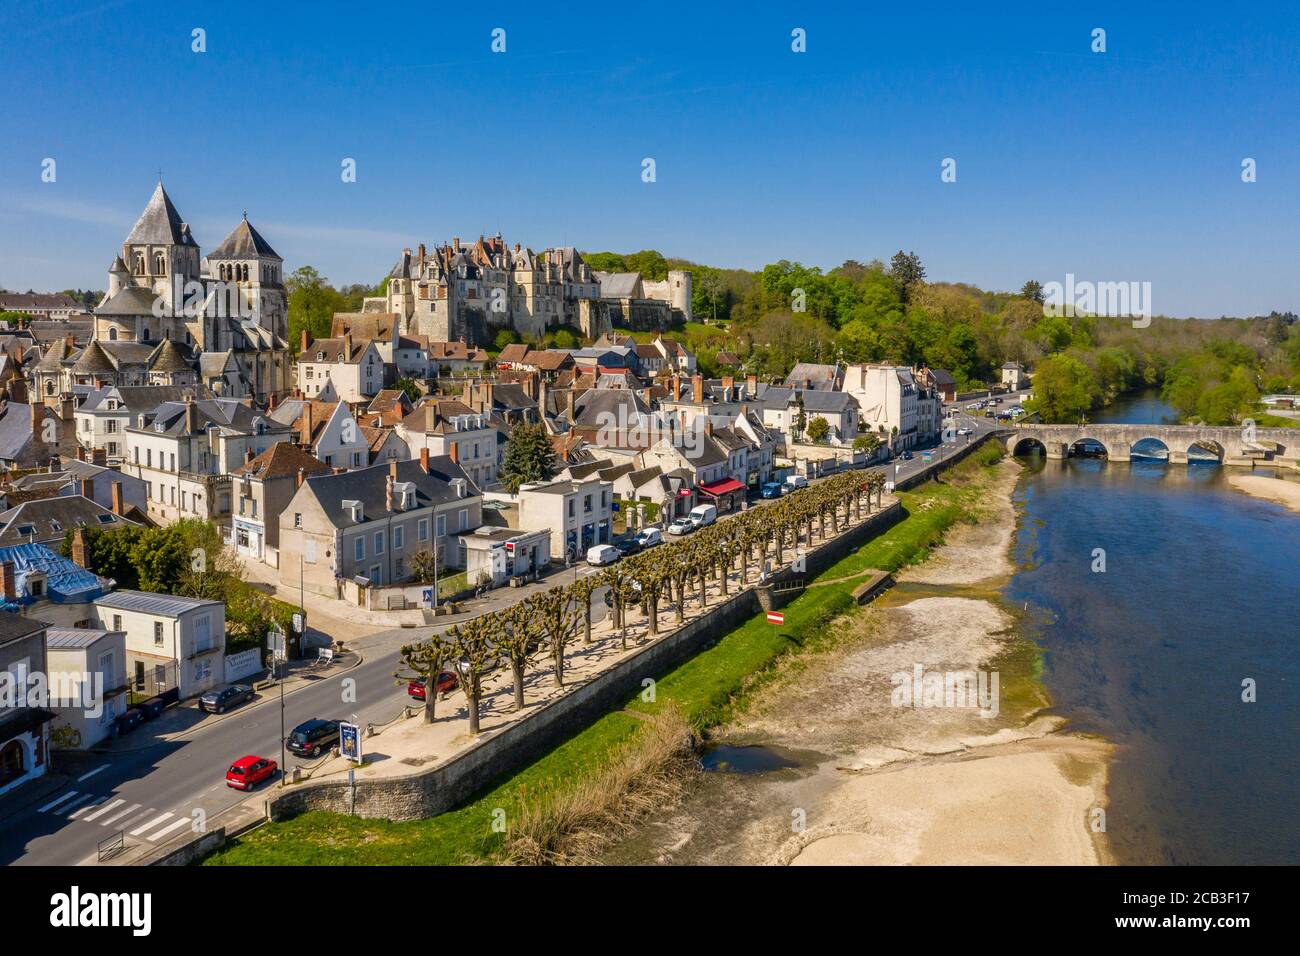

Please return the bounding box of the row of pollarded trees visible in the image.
[398,469,888,735]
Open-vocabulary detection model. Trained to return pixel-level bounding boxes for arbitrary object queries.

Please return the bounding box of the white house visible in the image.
[45,627,128,748]
[93,591,226,701]
[516,476,613,560]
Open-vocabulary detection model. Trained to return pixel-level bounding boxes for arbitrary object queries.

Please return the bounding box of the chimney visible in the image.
[184,396,198,434]
[244,447,255,465]
[671,376,681,401]
[746,373,757,394]
[342,333,352,360]
[30,399,41,437]
[417,243,426,261]
[461,380,474,407]
[76,446,87,462]
[332,466,346,475]
[79,477,94,501]
[70,531,88,570]
[419,447,430,473]
[301,329,310,353]
[111,480,124,515]
[537,377,547,414]
[92,448,106,466]
[449,442,459,464]
[389,459,399,481]
[704,419,714,437]
[565,389,576,423]
[484,382,494,408]
[296,467,305,489]
[453,236,461,252]
[0,561,14,601]
[692,374,704,404]
[386,474,395,512]
[301,403,313,446]
[722,375,734,393]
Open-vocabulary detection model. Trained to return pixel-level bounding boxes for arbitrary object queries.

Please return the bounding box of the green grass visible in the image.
[206,451,1005,866]
[1254,412,1300,429]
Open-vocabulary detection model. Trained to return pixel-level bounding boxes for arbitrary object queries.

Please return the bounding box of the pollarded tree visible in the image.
[534,586,581,688]
[568,575,600,644]
[447,616,497,735]
[600,562,637,649]
[497,604,540,712]
[398,634,455,724]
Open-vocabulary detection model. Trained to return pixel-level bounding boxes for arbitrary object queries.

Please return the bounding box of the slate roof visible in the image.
[0,293,87,312]
[0,612,46,644]
[80,384,209,416]
[784,363,840,389]
[134,398,274,437]
[799,389,855,413]
[572,388,651,429]
[147,338,194,373]
[95,589,220,617]
[124,183,196,247]
[402,400,480,435]
[0,402,37,464]
[301,337,369,364]
[0,496,140,547]
[93,286,158,317]
[296,457,476,530]
[208,215,280,260]
[596,272,641,298]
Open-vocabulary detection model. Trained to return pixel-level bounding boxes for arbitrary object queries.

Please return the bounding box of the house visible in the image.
[4,458,147,517]
[93,590,225,701]
[841,364,929,451]
[516,476,613,560]
[0,292,89,320]
[1001,362,1027,391]
[122,396,293,525]
[396,400,497,489]
[0,542,109,629]
[456,526,552,589]
[0,401,61,470]
[365,389,415,426]
[278,453,482,597]
[633,336,696,378]
[639,422,750,513]
[0,613,53,796]
[229,442,331,565]
[361,423,409,466]
[75,384,212,463]
[796,389,859,444]
[917,367,957,403]
[296,331,387,402]
[44,627,128,748]
[0,495,142,549]
[269,398,370,472]
[427,341,490,376]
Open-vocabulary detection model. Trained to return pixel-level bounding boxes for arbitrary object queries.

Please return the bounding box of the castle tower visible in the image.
[668,269,693,323]
[207,213,286,341]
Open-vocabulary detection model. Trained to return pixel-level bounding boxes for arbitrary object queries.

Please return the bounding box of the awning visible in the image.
[698,478,746,498]
[0,708,56,740]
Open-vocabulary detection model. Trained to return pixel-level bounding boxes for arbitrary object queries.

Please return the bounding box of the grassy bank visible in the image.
[205,446,1008,866]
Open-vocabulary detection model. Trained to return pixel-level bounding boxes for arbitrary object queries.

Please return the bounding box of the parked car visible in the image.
[138,696,167,720]
[586,544,620,566]
[667,517,695,536]
[615,538,643,557]
[407,672,459,701]
[957,427,973,436]
[688,503,717,528]
[199,684,254,715]
[784,474,809,490]
[760,481,786,499]
[226,755,277,790]
[901,450,914,460]
[287,719,341,758]
[114,707,145,736]
[634,528,663,548]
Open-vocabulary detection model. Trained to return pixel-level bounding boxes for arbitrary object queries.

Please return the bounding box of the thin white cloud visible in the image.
[258,220,415,248]
[7,194,129,228]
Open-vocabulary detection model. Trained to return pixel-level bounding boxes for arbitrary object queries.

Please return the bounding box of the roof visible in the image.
[0,496,140,546]
[231,442,330,481]
[46,628,119,649]
[597,272,642,298]
[0,402,38,464]
[80,384,209,415]
[784,363,840,389]
[497,343,530,364]
[208,215,280,260]
[147,338,194,373]
[95,589,222,617]
[0,611,46,646]
[799,389,855,413]
[91,286,159,317]
[124,182,195,247]
[0,542,106,605]
[71,341,117,374]
[926,368,956,387]
[402,400,482,435]
[0,293,86,312]
[295,457,476,529]
[300,337,369,364]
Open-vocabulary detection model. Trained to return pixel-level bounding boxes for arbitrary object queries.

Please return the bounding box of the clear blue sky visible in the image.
[2,0,1298,317]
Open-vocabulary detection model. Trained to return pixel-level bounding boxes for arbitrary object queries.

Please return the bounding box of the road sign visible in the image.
[268,627,287,662]
[766,611,785,625]
[339,722,363,764]
[421,587,435,608]
[292,612,305,634]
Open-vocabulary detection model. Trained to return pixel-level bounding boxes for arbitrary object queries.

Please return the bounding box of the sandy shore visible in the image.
[605,459,1114,867]
[1227,474,1300,514]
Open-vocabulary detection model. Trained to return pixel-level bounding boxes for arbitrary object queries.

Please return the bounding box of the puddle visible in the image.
[698,743,801,774]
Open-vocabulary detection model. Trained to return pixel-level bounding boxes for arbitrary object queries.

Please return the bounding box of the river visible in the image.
[1008,389,1300,863]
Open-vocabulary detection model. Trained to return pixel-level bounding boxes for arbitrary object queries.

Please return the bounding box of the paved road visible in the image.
[0,405,1005,867]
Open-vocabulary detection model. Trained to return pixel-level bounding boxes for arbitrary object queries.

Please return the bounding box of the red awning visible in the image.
[698,478,746,497]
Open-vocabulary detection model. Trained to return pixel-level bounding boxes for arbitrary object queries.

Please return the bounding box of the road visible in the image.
[0,403,1010,866]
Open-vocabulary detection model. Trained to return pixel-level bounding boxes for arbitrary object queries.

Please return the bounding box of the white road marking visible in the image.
[82,798,125,821]
[98,802,140,826]
[129,812,174,837]
[61,793,96,815]
[69,797,106,819]
[76,765,108,782]
[38,791,79,813]
[147,816,194,841]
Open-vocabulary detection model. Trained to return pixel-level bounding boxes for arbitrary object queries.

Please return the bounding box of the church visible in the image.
[91,183,292,403]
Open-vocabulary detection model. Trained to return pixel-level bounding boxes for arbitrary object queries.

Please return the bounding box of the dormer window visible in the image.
[317,351,324,361]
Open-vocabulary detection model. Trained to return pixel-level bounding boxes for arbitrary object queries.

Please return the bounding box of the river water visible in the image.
[1008,390,1300,863]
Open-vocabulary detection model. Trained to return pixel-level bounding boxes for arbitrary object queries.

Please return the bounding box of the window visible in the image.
[293,512,302,528]
[458,509,468,531]
[374,531,385,555]
[153,622,164,646]
[354,536,365,561]
[584,495,592,513]
[304,539,316,563]
[113,614,122,630]
[418,518,428,541]
[194,615,211,654]
[436,515,445,538]
[567,500,574,518]
[352,452,361,467]
[393,525,404,550]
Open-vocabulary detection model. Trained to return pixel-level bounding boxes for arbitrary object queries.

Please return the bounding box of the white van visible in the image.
[586,544,620,567]
[784,475,809,490]
[688,503,717,528]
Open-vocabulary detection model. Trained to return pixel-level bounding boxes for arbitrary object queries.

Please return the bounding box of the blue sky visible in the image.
[2,0,1298,317]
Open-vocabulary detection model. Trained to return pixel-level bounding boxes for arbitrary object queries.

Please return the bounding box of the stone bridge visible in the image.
[1006,423,1299,466]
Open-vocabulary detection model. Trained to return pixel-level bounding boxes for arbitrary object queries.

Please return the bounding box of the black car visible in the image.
[614,538,643,557]
[114,707,145,736]
[199,684,254,714]
[138,696,167,720]
[287,719,341,758]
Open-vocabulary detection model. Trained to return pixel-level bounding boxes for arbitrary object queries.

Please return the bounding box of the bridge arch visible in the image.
[1069,437,1110,459]
[1188,439,1224,464]
[1010,436,1047,457]
[1130,437,1170,461]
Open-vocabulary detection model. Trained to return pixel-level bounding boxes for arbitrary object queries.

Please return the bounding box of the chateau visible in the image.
[91,183,292,403]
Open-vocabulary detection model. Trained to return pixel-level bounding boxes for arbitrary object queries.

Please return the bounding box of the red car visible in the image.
[226,755,278,790]
[407,672,458,701]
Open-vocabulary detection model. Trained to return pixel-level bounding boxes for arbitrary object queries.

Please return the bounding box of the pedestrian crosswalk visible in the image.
[36,789,198,842]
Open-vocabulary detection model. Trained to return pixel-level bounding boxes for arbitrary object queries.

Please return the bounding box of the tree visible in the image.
[408,547,439,584]
[493,328,519,352]
[497,605,539,711]
[1026,354,1100,423]
[499,421,557,492]
[889,251,926,304]
[286,266,346,355]
[806,416,830,443]
[1020,280,1045,303]
[393,376,422,403]
[533,587,580,688]
[447,617,496,735]
[398,637,455,723]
